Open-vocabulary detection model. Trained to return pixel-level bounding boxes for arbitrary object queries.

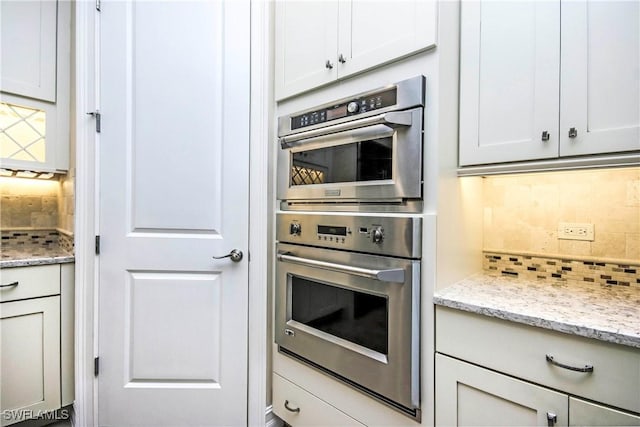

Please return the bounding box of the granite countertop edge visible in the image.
[433,295,639,348]
[434,275,640,349]
[1,255,75,268]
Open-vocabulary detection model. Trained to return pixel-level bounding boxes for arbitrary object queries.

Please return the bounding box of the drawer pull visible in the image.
[547,412,557,426]
[0,281,19,289]
[546,354,593,373]
[284,400,300,413]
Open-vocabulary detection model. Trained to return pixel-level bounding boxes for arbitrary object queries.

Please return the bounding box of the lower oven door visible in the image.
[275,242,420,415]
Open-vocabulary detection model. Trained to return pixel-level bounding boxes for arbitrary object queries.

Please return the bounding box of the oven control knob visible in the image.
[347,101,359,114]
[290,223,301,236]
[371,227,384,244]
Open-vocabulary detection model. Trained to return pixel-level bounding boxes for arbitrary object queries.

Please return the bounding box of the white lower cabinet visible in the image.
[1,296,61,426]
[273,373,365,427]
[569,398,640,427]
[435,306,640,427]
[0,263,74,426]
[436,354,568,426]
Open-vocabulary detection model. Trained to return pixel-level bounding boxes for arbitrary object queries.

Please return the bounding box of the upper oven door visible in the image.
[277,107,423,203]
[275,242,420,411]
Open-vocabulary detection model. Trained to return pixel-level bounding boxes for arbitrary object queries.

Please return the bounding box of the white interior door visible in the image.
[97,1,250,426]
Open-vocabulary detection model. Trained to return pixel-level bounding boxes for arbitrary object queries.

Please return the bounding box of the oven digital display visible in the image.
[326,105,347,120]
[317,225,347,236]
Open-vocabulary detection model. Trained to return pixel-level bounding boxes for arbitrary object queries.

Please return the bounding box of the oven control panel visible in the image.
[290,87,397,130]
[278,213,421,259]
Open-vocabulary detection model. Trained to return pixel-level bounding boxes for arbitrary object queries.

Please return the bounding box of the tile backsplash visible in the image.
[0,173,74,234]
[0,176,59,228]
[484,251,640,287]
[483,167,640,262]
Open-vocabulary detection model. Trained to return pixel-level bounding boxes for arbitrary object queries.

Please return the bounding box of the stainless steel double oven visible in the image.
[275,77,425,420]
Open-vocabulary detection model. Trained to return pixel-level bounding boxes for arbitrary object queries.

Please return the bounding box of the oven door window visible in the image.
[290,276,388,355]
[291,137,393,186]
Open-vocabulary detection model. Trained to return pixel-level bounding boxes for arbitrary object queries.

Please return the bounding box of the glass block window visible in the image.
[0,102,46,162]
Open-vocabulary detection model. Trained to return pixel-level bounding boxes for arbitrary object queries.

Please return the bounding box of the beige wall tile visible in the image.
[483,167,640,262]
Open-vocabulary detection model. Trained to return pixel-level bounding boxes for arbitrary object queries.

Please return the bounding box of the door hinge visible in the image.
[96,0,101,12]
[87,110,101,133]
[94,357,100,376]
[95,235,101,255]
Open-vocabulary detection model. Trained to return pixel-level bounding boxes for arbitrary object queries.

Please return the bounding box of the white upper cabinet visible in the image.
[560,1,640,156]
[459,1,560,165]
[459,0,640,167]
[275,1,339,100]
[0,0,70,173]
[337,1,437,77]
[275,0,437,100]
[0,0,57,102]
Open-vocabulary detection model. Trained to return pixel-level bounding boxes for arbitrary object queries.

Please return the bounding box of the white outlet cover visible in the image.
[558,222,595,241]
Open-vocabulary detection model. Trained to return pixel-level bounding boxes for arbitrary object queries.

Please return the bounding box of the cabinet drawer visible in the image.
[436,306,640,413]
[0,265,60,302]
[570,397,640,426]
[273,373,365,427]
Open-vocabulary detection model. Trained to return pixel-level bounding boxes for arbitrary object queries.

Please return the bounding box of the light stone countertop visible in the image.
[434,274,640,349]
[1,245,74,268]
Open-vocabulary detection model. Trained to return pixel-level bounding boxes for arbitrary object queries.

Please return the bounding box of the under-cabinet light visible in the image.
[15,170,38,178]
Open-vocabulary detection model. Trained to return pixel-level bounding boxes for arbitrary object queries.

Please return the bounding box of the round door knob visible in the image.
[347,101,359,113]
[290,223,301,236]
[212,249,243,263]
[371,227,384,244]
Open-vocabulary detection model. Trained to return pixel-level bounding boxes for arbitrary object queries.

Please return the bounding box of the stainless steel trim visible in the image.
[288,319,388,364]
[278,253,405,283]
[545,354,594,373]
[276,212,422,258]
[282,123,394,151]
[279,111,412,147]
[278,75,425,137]
[280,199,424,213]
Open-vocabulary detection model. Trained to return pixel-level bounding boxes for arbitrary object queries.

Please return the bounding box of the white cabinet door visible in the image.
[337,0,437,77]
[560,1,640,156]
[0,0,57,102]
[0,296,61,426]
[569,398,640,426]
[459,1,561,166]
[275,1,338,100]
[436,354,568,427]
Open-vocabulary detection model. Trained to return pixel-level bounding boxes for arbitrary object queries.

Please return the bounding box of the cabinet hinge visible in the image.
[86,110,101,133]
[94,357,99,376]
[96,0,101,12]
[95,235,101,255]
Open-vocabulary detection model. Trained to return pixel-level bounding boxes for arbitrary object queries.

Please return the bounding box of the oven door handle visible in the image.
[277,253,405,283]
[279,111,412,149]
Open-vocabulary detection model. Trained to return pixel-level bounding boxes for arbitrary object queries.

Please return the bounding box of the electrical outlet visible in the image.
[558,222,594,241]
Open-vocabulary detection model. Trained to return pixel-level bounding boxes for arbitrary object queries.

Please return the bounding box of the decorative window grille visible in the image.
[0,102,46,162]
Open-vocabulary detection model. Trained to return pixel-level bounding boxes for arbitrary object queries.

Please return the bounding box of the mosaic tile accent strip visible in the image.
[483,252,640,287]
[1,229,59,248]
[58,232,74,253]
